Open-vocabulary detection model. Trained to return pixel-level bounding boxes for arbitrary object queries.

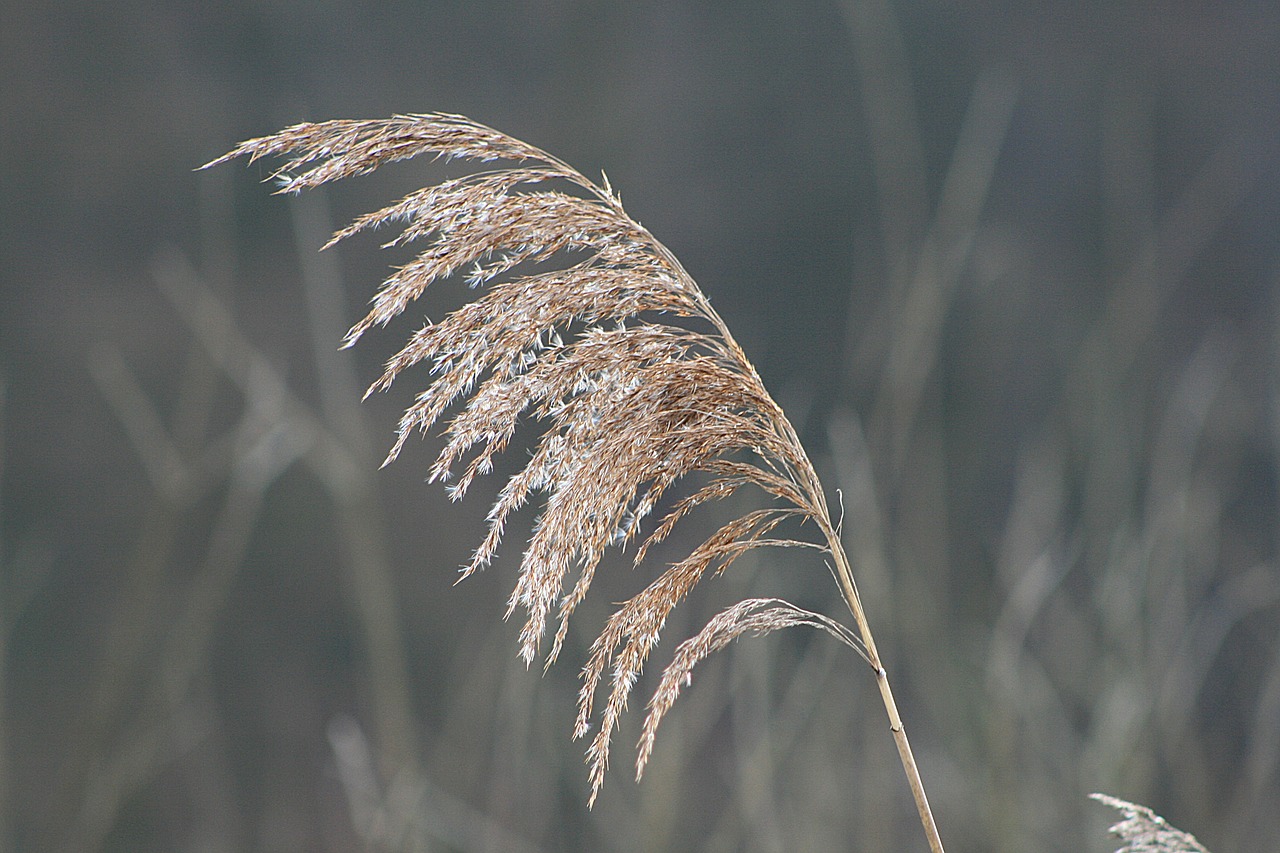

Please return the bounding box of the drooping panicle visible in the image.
[209,112,846,806]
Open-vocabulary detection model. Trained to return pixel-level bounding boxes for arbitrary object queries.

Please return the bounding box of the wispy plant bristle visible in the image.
[637,598,863,784]
[1090,794,1212,853]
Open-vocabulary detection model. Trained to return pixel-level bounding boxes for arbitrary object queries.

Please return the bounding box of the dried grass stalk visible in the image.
[205,113,944,850]
[1090,794,1212,853]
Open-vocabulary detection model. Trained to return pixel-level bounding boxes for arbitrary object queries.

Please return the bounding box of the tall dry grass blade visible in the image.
[206,113,945,850]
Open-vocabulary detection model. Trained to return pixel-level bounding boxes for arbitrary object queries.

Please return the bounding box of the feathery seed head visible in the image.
[210,112,850,806]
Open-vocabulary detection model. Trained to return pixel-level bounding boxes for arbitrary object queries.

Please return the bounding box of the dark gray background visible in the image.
[2,2,1278,851]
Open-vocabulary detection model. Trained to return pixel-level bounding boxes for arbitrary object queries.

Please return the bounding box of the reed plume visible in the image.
[1091,794,1212,853]
[204,113,944,850]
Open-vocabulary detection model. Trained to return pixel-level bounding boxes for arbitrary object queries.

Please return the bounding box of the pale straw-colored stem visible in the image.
[702,292,945,852]
[826,521,945,853]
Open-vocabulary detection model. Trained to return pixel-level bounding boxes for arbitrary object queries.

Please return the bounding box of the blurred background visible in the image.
[2,1,1279,851]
